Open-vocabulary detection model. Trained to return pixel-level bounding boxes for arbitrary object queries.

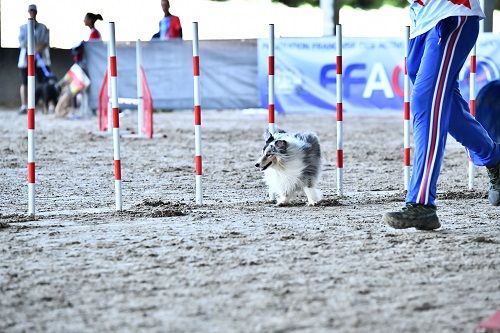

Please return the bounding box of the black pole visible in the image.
[333,0,340,35]
[481,0,493,32]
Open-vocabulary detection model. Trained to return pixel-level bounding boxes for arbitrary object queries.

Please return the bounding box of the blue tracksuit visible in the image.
[406,15,500,206]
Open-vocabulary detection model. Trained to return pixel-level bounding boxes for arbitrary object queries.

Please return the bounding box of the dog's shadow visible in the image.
[269,197,343,207]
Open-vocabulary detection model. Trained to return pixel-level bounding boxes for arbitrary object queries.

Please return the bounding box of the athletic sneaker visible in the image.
[487,163,500,206]
[383,203,441,230]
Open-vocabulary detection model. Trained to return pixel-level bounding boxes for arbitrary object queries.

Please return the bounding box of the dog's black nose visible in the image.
[255,163,260,168]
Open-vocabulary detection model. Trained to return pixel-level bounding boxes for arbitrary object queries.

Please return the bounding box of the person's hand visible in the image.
[35,44,47,53]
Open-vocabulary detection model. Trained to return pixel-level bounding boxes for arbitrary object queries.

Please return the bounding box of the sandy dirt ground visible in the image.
[0,108,499,333]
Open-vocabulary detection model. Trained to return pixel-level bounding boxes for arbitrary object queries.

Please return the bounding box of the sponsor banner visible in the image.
[258,34,500,113]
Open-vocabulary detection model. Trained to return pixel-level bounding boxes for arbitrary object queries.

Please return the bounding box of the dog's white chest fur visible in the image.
[264,158,304,196]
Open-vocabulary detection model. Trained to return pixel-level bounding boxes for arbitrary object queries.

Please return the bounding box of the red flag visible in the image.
[98,70,109,132]
[479,311,500,331]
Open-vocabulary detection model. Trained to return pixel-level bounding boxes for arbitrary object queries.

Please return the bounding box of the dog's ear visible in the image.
[265,129,287,141]
[275,140,287,150]
[264,129,274,142]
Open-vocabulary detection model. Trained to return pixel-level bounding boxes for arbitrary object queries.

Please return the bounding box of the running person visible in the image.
[384,0,500,230]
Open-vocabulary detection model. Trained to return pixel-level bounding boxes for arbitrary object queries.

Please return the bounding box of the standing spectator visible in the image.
[383,0,500,230]
[152,0,182,40]
[18,4,51,114]
[72,12,103,64]
[84,12,103,41]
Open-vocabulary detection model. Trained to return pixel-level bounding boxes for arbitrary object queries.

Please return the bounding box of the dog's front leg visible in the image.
[276,192,292,206]
[304,187,322,206]
[268,190,277,202]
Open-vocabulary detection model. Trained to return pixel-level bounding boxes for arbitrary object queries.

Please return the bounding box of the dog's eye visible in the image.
[265,153,271,157]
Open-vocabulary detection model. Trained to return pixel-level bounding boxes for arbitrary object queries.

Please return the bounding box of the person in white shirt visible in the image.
[384,0,500,230]
[18,4,51,114]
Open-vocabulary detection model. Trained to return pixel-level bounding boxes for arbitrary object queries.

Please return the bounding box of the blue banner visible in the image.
[258,34,500,113]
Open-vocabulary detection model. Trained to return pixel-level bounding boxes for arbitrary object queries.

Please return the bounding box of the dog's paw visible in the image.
[276,198,290,206]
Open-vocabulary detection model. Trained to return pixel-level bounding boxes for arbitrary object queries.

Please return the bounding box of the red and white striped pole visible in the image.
[109,22,123,211]
[468,44,476,190]
[268,24,276,134]
[107,40,112,134]
[404,26,411,191]
[27,18,36,216]
[336,24,343,196]
[192,22,203,205]
[136,39,144,137]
